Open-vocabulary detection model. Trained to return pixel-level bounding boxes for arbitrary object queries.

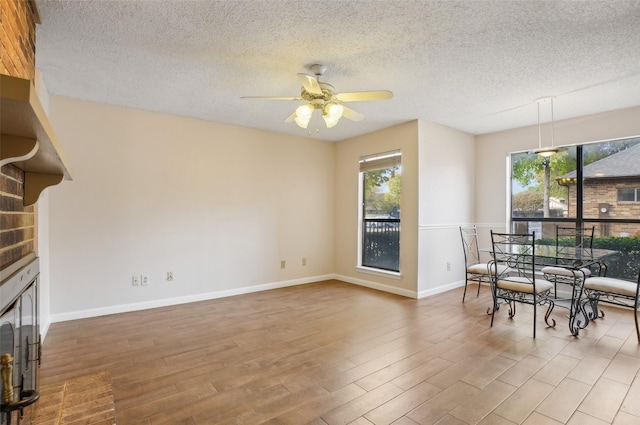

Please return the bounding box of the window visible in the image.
[510,136,640,280]
[617,188,640,202]
[511,146,577,219]
[359,151,401,272]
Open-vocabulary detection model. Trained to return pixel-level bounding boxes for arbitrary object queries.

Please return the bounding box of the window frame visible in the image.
[357,151,402,274]
[617,188,640,203]
[510,139,640,230]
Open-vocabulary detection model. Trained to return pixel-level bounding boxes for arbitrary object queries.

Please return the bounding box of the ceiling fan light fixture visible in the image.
[322,114,340,128]
[296,104,313,119]
[243,64,393,133]
[295,115,311,128]
[294,104,314,128]
[322,103,344,128]
[324,103,344,120]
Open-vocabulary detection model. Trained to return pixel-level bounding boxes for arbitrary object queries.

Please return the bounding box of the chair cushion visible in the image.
[468,263,510,275]
[541,266,592,278]
[496,276,554,294]
[584,276,639,298]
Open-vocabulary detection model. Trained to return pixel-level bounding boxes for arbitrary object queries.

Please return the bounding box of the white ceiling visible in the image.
[34,0,640,142]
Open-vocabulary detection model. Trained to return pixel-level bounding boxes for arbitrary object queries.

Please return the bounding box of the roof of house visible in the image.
[561,140,640,180]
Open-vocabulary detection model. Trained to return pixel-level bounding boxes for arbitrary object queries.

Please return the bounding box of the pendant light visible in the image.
[535,97,558,157]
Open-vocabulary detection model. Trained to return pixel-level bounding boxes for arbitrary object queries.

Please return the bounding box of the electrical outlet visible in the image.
[167,271,173,282]
[302,258,307,266]
[280,260,286,269]
[141,275,149,286]
[132,275,140,286]
[447,262,451,272]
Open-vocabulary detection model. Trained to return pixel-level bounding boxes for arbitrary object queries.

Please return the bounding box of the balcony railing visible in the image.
[363,218,400,272]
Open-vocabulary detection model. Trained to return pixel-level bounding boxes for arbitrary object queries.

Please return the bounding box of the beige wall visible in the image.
[417,121,476,296]
[47,96,336,319]
[334,121,420,297]
[45,93,640,319]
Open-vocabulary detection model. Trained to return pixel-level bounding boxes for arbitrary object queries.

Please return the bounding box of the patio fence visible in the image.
[363,219,400,272]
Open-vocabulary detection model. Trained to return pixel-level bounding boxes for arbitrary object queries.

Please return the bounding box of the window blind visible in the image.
[359,150,401,172]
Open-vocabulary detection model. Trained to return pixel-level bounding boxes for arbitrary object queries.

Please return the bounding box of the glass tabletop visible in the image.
[481,244,619,267]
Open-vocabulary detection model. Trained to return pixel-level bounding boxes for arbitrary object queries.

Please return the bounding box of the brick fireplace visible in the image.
[1,1,70,423]
[1,0,38,270]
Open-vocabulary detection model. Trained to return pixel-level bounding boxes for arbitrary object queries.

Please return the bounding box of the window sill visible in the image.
[355,266,402,280]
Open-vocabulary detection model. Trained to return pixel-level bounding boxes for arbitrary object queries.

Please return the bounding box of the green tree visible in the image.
[512,151,574,217]
[364,166,401,217]
[365,167,397,190]
[512,190,543,213]
[384,171,401,210]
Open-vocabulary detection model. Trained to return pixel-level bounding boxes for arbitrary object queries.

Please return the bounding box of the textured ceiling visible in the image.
[34,0,640,142]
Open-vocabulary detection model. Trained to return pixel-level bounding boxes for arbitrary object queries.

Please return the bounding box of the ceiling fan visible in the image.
[242,64,393,130]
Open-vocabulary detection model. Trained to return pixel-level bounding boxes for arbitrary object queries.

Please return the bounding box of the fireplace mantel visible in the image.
[1,74,72,206]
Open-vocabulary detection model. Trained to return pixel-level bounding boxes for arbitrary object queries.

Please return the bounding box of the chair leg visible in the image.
[544,300,556,328]
[533,304,537,339]
[634,306,639,343]
[462,277,468,303]
[489,292,498,327]
[587,296,604,320]
[476,277,482,297]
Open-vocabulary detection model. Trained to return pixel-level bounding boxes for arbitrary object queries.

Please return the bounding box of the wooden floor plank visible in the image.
[32,280,640,424]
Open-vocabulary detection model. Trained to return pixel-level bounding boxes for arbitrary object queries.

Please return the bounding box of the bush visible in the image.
[592,236,640,280]
[536,235,640,280]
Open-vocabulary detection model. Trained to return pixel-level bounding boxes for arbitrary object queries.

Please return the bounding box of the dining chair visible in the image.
[489,231,556,338]
[541,225,595,297]
[459,225,509,302]
[583,270,640,343]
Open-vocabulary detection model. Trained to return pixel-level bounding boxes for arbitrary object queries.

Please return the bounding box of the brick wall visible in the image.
[1,0,37,80]
[0,166,35,267]
[1,0,38,269]
[567,179,640,237]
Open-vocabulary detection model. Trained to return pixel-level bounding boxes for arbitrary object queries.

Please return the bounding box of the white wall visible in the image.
[35,191,52,337]
[334,121,420,297]
[417,121,476,297]
[47,96,336,320]
[34,70,52,337]
[475,105,640,245]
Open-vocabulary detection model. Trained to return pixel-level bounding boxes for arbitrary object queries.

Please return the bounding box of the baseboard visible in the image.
[47,274,465,326]
[40,318,51,343]
[334,274,418,298]
[417,279,465,299]
[49,274,335,323]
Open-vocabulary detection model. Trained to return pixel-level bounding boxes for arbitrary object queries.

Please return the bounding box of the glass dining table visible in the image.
[481,244,619,336]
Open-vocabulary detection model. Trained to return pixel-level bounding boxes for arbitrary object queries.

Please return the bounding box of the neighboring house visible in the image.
[550,196,569,216]
[558,142,640,237]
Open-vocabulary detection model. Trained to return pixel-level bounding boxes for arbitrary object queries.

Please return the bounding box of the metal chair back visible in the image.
[489,231,556,338]
[491,231,536,277]
[556,225,594,253]
[460,225,482,268]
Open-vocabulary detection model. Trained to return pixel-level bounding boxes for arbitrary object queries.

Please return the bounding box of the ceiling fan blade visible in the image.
[284,111,296,123]
[241,96,303,101]
[334,90,393,102]
[297,73,323,95]
[342,106,364,121]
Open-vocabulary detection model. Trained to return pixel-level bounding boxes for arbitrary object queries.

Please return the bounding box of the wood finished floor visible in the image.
[36,280,640,425]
